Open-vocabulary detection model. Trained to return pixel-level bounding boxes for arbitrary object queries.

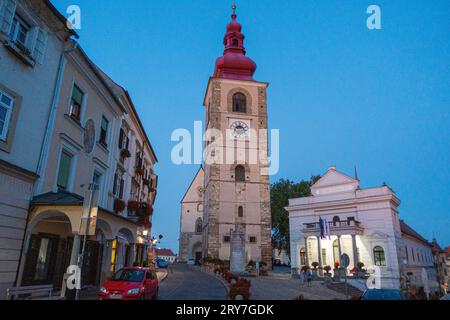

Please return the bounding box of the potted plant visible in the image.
[114,198,126,213]
[120,148,131,159]
[324,265,332,275]
[127,200,140,211]
[333,261,341,280]
[135,166,144,176]
[357,262,366,278]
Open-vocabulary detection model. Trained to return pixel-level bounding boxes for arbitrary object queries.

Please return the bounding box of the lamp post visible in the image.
[75,182,98,300]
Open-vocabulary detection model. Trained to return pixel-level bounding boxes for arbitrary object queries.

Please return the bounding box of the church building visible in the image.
[179,6,272,267]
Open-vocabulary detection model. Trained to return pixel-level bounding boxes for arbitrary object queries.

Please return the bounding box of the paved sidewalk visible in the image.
[247,276,346,300]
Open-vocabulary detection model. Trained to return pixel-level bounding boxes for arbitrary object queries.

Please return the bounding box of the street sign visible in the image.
[340,254,350,268]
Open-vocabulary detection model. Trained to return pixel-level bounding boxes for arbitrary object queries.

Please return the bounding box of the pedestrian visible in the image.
[299,270,305,286]
[307,270,312,287]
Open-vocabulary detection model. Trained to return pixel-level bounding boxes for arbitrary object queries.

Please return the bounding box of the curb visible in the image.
[157,270,169,282]
[198,267,230,299]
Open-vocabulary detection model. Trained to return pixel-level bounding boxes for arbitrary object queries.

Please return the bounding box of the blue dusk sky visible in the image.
[52,0,450,251]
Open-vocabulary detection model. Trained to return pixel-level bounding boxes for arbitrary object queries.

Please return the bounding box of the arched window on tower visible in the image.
[235,165,245,182]
[232,93,247,113]
[232,38,239,47]
[238,206,244,218]
[195,218,203,234]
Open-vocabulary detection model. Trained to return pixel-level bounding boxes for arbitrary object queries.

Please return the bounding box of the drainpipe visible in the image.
[14,41,79,288]
[34,41,79,194]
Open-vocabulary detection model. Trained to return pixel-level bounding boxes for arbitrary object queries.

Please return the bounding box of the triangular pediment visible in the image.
[311,167,359,196]
[181,167,205,203]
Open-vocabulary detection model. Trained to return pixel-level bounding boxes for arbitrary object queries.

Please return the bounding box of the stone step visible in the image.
[326,282,363,299]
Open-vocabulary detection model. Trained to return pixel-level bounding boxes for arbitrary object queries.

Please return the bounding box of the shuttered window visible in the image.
[69,85,83,121]
[0,0,17,35]
[57,150,73,191]
[99,116,109,147]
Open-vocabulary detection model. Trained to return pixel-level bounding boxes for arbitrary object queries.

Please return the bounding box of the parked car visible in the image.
[187,258,195,265]
[98,267,158,300]
[156,258,169,268]
[361,289,404,300]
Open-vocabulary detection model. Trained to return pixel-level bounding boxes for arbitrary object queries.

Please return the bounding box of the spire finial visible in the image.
[231,3,237,20]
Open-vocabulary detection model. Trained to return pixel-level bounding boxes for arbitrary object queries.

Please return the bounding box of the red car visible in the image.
[98,267,159,300]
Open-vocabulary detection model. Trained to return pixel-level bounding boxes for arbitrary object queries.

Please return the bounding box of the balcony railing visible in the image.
[303,219,364,236]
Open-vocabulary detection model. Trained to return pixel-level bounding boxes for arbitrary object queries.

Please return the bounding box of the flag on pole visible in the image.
[319,217,326,239]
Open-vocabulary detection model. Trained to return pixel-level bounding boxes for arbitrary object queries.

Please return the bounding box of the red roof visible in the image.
[213,6,257,81]
[400,220,431,246]
[155,249,176,257]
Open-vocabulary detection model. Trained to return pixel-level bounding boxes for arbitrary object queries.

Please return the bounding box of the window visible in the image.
[249,236,257,244]
[195,218,203,233]
[405,246,409,262]
[69,85,84,121]
[373,246,386,266]
[9,15,29,48]
[0,90,14,141]
[118,128,129,150]
[322,248,327,265]
[57,150,73,191]
[232,38,239,47]
[223,236,230,243]
[99,116,109,147]
[300,248,306,265]
[113,171,125,199]
[232,93,247,113]
[197,203,203,212]
[238,206,244,218]
[333,240,340,264]
[235,165,245,182]
[332,216,340,226]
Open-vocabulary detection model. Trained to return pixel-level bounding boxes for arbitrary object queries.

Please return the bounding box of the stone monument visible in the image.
[230,226,246,274]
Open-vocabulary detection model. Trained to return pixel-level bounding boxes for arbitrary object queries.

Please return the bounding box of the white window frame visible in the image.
[0,89,14,141]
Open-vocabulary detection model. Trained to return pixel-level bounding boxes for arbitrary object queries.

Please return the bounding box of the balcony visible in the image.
[302,219,364,237]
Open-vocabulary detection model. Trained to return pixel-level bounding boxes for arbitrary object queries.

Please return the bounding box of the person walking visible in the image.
[307,270,312,287]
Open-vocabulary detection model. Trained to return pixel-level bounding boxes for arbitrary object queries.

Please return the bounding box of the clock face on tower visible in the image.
[230,120,250,139]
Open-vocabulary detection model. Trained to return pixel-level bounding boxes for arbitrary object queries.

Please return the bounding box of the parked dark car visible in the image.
[156,258,169,268]
[361,289,404,300]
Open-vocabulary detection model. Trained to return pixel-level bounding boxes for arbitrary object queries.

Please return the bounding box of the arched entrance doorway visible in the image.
[192,242,202,264]
[22,211,74,289]
[113,228,135,271]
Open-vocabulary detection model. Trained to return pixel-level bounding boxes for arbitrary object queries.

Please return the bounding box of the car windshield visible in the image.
[364,290,403,300]
[111,269,145,282]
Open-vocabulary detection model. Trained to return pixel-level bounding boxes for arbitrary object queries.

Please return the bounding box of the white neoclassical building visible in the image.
[286,166,437,291]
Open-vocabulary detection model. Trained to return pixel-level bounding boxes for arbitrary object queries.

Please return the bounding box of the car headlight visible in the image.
[100,287,108,294]
[128,288,140,295]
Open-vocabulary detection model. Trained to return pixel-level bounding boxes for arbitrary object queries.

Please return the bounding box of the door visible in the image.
[22,234,59,286]
[195,252,202,264]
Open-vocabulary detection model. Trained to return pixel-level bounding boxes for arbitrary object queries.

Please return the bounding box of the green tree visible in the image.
[271,176,320,256]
